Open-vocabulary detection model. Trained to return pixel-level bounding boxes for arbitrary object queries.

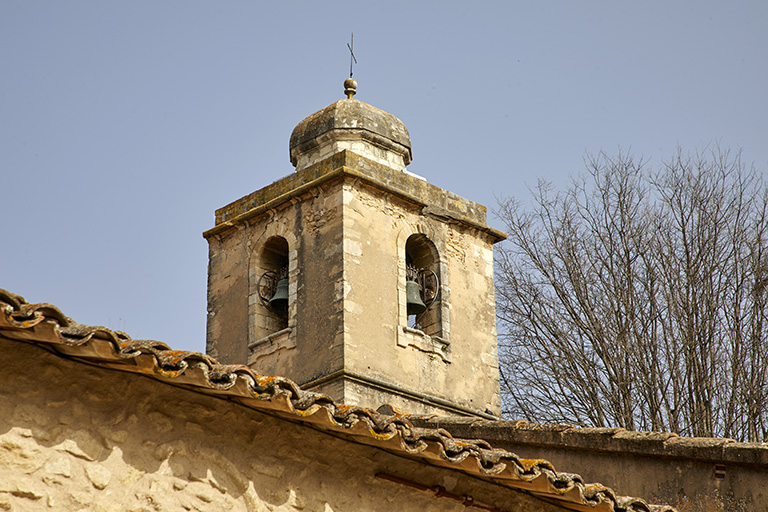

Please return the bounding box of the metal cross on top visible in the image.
[347,33,357,78]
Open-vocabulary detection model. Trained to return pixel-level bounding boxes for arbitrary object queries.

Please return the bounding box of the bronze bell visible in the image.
[406,280,427,316]
[268,277,289,316]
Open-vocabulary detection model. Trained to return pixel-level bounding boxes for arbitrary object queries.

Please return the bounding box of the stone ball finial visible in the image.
[344,78,357,99]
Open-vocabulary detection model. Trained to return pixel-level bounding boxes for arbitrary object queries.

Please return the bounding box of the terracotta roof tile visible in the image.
[0,288,675,512]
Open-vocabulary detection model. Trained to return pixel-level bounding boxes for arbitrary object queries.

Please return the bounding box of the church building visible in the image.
[4,78,743,512]
[204,77,504,419]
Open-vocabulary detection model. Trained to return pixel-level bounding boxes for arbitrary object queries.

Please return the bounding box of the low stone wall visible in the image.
[414,418,766,512]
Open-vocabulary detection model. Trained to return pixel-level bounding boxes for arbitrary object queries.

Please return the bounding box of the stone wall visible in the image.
[415,418,765,512]
[205,151,504,418]
[0,340,562,512]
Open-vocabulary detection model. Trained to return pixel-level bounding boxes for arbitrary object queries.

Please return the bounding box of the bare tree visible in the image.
[495,149,768,441]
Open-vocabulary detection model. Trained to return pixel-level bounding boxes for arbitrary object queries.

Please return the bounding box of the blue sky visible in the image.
[2,1,766,352]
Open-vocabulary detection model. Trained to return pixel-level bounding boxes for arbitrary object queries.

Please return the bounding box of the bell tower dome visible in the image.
[204,81,506,418]
[289,78,412,172]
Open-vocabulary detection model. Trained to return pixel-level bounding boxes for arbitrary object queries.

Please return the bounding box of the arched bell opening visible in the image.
[256,236,289,331]
[405,234,442,338]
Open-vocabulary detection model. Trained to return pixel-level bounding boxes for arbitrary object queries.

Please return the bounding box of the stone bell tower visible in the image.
[204,79,506,418]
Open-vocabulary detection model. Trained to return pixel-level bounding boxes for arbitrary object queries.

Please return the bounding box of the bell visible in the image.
[406,280,427,316]
[268,277,289,316]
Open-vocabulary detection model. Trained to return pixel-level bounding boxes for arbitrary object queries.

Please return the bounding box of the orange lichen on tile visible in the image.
[518,459,553,472]
[254,375,277,387]
[162,350,190,362]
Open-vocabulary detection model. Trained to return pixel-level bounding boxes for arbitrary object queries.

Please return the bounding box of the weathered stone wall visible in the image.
[338,177,501,416]
[205,225,250,363]
[205,151,503,417]
[206,176,346,387]
[0,340,560,512]
[416,418,766,512]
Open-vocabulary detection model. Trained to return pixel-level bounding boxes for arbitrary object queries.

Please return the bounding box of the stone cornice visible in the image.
[203,150,507,243]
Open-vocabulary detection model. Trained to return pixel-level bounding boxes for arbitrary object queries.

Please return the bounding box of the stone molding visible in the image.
[397,326,452,363]
[204,151,506,243]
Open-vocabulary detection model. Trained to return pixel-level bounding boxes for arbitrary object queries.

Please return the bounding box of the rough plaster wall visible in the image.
[340,180,402,382]
[206,227,249,364]
[243,185,346,384]
[212,181,347,385]
[342,180,501,416]
[292,184,346,384]
[0,341,561,512]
